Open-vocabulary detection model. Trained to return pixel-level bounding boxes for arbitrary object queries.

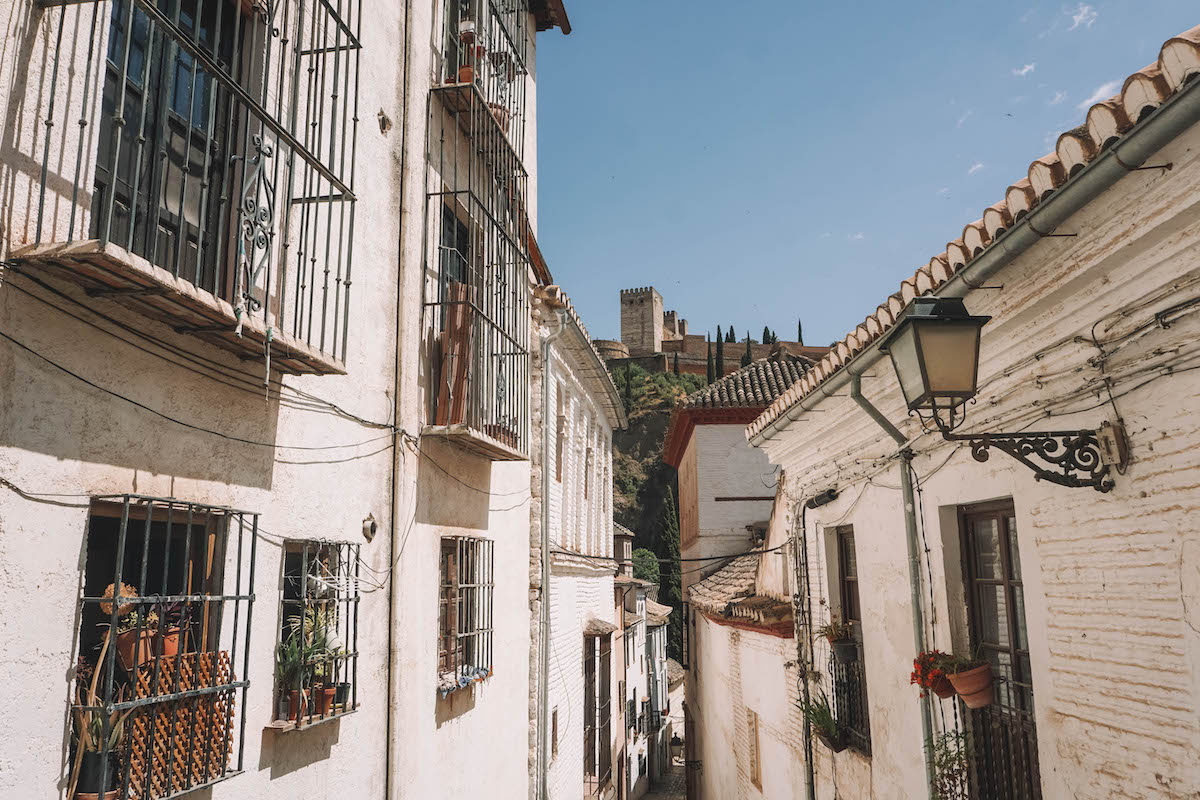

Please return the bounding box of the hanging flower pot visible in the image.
[814,729,849,753]
[831,639,858,664]
[947,663,994,709]
[458,18,476,44]
[930,673,956,699]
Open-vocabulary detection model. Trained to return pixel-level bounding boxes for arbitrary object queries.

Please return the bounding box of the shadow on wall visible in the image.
[0,2,102,256]
[414,437,493,530]
[258,723,340,779]
[1,277,279,489]
[435,682,477,727]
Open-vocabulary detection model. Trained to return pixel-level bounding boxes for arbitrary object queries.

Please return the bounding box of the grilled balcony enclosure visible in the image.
[14,0,361,375]
[423,0,532,460]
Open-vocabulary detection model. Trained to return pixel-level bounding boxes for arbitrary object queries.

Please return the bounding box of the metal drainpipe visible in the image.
[538,307,568,800]
[386,0,413,796]
[790,501,816,800]
[849,374,935,799]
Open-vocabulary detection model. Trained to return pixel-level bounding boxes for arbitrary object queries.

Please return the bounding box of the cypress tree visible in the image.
[762,325,771,345]
[706,337,715,384]
[715,326,725,377]
[741,331,752,367]
[659,486,683,659]
[673,352,680,376]
[797,319,804,345]
[727,326,736,343]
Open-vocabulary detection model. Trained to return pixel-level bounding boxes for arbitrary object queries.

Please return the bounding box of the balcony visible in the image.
[18,0,360,376]
[423,0,532,460]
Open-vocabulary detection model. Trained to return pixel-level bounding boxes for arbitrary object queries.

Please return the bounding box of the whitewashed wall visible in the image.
[759,122,1200,799]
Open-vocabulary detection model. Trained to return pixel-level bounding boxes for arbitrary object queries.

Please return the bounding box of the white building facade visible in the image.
[0,2,571,800]
[749,25,1200,800]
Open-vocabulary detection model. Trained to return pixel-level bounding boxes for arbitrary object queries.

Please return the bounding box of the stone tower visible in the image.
[620,287,663,356]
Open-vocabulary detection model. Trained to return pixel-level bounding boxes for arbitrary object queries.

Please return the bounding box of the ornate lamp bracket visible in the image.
[941,422,1127,492]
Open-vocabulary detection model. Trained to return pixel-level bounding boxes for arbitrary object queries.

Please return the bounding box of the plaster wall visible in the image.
[691,615,806,800]
[759,123,1200,799]
[0,3,551,800]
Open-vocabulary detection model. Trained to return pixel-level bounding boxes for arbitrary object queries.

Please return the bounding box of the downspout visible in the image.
[790,501,816,800]
[386,0,413,796]
[537,306,569,800]
[849,374,934,798]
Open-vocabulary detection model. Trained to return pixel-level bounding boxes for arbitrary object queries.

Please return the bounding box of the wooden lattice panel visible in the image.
[126,651,235,799]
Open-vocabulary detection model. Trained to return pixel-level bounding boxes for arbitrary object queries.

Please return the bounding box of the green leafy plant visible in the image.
[68,637,132,797]
[113,608,159,636]
[815,618,853,642]
[796,689,840,742]
[928,730,970,800]
[632,548,660,585]
[945,649,988,674]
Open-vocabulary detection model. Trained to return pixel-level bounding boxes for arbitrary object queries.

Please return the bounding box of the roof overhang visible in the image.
[531,0,571,34]
[663,406,765,468]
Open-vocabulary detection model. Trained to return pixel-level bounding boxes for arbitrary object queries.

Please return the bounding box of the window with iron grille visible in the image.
[423,0,532,460]
[69,496,256,800]
[273,541,360,727]
[831,526,871,754]
[584,634,612,793]
[438,536,494,694]
[28,0,362,371]
[555,385,565,482]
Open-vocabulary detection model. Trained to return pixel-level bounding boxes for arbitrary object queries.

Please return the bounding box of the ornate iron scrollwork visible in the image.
[234,134,275,334]
[944,429,1114,492]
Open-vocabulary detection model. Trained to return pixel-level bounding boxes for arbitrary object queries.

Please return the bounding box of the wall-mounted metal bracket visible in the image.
[942,421,1127,492]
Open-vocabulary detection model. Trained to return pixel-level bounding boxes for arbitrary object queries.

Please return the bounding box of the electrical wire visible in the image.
[0,326,394,451]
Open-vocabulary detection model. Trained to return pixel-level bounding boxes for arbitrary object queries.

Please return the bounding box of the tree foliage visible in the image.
[741,331,752,367]
[659,486,683,659]
[715,327,725,378]
[706,339,714,384]
[632,548,660,585]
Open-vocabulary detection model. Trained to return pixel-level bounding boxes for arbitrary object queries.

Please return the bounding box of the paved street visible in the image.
[645,761,685,800]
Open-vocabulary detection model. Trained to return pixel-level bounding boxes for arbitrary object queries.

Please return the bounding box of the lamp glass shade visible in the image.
[914,321,982,398]
[884,323,927,409]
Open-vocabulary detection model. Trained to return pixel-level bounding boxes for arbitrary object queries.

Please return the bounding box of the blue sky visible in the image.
[534,2,1196,346]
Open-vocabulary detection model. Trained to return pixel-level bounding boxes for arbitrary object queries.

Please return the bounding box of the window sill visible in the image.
[438,666,493,696]
[12,240,347,376]
[423,423,527,462]
[265,706,358,733]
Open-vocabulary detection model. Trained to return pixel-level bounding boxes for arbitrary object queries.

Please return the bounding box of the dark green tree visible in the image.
[741,331,753,367]
[797,319,804,345]
[715,327,725,378]
[727,326,736,343]
[659,486,683,659]
[706,338,715,384]
[673,352,680,376]
[632,548,660,585]
[622,365,633,413]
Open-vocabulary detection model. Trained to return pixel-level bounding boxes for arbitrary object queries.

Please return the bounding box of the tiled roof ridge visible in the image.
[536,284,626,426]
[747,25,1200,441]
[682,352,813,410]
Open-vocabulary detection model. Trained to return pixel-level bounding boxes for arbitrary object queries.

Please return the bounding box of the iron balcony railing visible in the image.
[24,0,361,372]
[423,0,531,459]
[829,650,871,755]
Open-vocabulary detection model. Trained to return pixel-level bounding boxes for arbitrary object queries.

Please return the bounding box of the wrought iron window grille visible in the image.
[828,651,871,756]
[438,536,495,695]
[422,0,532,460]
[24,0,362,373]
[272,540,361,729]
[69,495,257,800]
[583,633,612,793]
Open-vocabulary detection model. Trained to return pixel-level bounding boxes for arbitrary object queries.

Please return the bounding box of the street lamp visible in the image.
[878,296,1126,492]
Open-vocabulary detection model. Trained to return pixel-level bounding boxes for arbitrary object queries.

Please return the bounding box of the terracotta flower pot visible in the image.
[457,65,474,84]
[158,627,181,657]
[947,663,994,708]
[116,628,156,671]
[488,102,510,134]
[814,729,848,753]
[930,673,956,699]
[287,689,306,721]
[314,685,337,716]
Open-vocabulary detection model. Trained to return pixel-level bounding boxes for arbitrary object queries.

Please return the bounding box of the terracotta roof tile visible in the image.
[681,352,811,410]
[746,24,1200,442]
[687,554,758,614]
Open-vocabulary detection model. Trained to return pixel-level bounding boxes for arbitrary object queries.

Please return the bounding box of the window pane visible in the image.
[1013,585,1028,650]
[977,584,1009,647]
[1007,515,1022,580]
[841,532,857,578]
[971,518,1003,579]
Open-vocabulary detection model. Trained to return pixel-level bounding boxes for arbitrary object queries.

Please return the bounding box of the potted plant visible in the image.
[911,649,956,699]
[928,729,970,800]
[111,608,159,672]
[276,630,308,720]
[945,652,994,709]
[153,600,191,657]
[68,642,130,800]
[797,690,846,753]
[815,618,857,663]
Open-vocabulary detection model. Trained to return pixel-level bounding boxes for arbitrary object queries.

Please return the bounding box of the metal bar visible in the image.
[68,0,102,240]
[35,6,67,245]
[130,0,354,197]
